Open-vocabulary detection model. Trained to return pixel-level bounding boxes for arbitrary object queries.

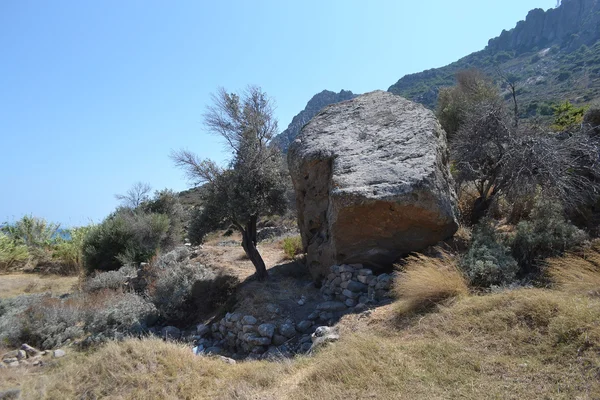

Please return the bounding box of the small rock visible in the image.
[345,298,356,307]
[20,344,40,357]
[16,350,26,360]
[342,289,360,299]
[346,280,367,293]
[297,299,306,306]
[318,312,334,321]
[311,326,340,349]
[3,358,17,364]
[53,349,66,358]
[205,347,222,355]
[160,326,181,340]
[296,320,313,333]
[242,324,257,333]
[272,334,288,346]
[300,335,312,344]
[229,313,243,322]
[316,301,346,312]
[258,323,276,339]
[307,311,319,320]
[242,315,258,325]
[354,303,368,313]
[279,323,297,338]
[266,303,280,314]
[300,342,313,353]
[196,324,210,337]
[219,356,237,365]
[245,334,272,346]
[1,351,18,360]
[0,389,20,399]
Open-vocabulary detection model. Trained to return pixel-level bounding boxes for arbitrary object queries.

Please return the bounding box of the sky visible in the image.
[0,0,557,226]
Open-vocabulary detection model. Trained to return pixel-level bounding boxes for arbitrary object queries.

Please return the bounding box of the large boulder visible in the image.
[288,91,458,280]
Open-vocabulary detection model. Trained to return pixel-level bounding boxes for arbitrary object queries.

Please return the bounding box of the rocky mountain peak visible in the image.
[487,0,600,54]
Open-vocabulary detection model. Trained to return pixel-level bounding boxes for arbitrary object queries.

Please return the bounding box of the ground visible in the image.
[1,233,599,399]
[0,274,78,299]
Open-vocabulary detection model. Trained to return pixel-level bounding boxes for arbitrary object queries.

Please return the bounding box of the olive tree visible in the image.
[172,86,286,280]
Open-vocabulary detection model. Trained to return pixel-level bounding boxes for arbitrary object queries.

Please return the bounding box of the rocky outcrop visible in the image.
[288,91,458,280]
[272,90,357,153]
[487,0,600,53]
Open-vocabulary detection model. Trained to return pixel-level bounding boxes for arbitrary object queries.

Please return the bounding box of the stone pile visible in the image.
[1,344,65,368]
[319,264,393,308]
[207,313,314,356]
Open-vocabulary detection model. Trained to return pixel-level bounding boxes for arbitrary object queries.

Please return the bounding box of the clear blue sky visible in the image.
[0,0,556,226]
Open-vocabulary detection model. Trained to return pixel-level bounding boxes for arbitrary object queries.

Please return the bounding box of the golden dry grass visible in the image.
[547,240,600,296]
[8,287,600,400]
[394,253,469,314]
[0,273,79,299]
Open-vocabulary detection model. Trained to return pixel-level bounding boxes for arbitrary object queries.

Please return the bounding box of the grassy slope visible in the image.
[388,41,600,115]
[7,285,599,399]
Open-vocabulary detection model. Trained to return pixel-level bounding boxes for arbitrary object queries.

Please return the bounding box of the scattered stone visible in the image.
[345,298,357,308]
[258,323,276,339]
[219,356,237,365]
[20,344,40,357]
[205,347,222,355]
[297,298,306,306]
[1,351,18,360]
[279,323,297,338]
[245,334,272,346]
[196,324,210,337]
[316,301,346,312]
[52,349,66,358]
[300,342,313,353]
[354,303,368,313]
[242,315,258,325]
[3,358,17,364]
[266,303,281,314]
[307,311,319,321]
[318,312,334,321]
[160,326,181,340]
[0,389,20,399]
[7,361,19,368]
[16,350,26,360]
[296,320,313,333]
[346,281,367,293]
[311,326,340,349]
[272,334,288,346]
[300,335,312,344]
[242,324,257,333]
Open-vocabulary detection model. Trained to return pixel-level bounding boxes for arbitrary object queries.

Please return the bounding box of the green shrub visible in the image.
[82,211,171,274]
[51,226,93,275]
[511,199,587,273]
[460,220,518,287]
[0,233,29,271]
[282,235,303,260]
[1,215,60,248]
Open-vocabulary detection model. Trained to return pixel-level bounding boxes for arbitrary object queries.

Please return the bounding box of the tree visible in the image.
[172,86,287,280]
[452,97,600,223]
[437,69,499,139]
[115,182,152,209]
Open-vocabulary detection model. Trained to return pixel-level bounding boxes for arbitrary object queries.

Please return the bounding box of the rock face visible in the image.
[487,0,600,54]
[272,89,357,153]
[288,91,458,280]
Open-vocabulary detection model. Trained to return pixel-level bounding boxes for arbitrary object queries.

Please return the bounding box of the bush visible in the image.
[0,232,29,271]
[394,253,468,314]
[460,219,519,287]
[282,236,303,260]
[50,226,93,275]
[511,199,587,272]
[82,211,172,274]
[83,264,138,292]
[0,290,157,349]
[147,253,216,323]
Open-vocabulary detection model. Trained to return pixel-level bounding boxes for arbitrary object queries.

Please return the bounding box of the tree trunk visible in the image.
[241,215,268,280]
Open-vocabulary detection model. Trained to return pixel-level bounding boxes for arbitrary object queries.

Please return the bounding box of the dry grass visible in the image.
[394,253,469,314]
[10,287,600,399]
[547,240,600,296]
[0,273,79,299]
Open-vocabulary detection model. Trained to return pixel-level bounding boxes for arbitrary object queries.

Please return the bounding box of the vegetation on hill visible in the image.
[389,2,600,116]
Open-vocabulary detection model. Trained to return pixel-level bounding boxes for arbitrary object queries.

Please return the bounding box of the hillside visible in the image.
[272,89,357,153]
[388,0,600,115]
